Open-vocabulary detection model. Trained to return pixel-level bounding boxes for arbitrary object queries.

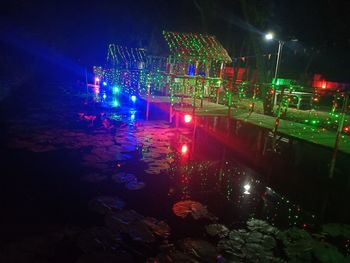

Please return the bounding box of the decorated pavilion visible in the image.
[162,31,232,102]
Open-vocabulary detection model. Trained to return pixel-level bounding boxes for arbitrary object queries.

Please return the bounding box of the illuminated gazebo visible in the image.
[162,31,232,103]
[94,44,148,96]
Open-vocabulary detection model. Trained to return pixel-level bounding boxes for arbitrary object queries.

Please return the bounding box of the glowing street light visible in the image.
[265,32,274,40]
[265,32,284,89]
[243,183,251,195]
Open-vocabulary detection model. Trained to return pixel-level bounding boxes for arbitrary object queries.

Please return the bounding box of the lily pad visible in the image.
[88,196,125,214]
[112,173,136,183]
[105,210,144,228]
[125,180,145,190]
[76,251,133,263]
[205,224,229,238]
[180,238,218,262]
[142,217,171,238]
[150,250,198,263]
[77,227,122,253]
[247,218,279,235]
[172,200,217,220]
[127,221,155,243]
[322,223,350,238]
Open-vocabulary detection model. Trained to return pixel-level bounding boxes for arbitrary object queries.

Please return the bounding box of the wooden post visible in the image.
[182,77,186,105]
[192,85,196,116]
[146,84,151,121]
[191,117,197,154]
[216,87,220,104]
[200,78,204,108]
[272,87,286,150]
[169,103,173,123]
[217,61,224,104]
[329,92,349,179]
[227,89,232,117]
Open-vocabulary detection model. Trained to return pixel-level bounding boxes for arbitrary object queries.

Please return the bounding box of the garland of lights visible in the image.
[163,31,231,63]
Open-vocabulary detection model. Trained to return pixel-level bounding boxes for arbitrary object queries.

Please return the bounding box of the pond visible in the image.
[0,82,349,262]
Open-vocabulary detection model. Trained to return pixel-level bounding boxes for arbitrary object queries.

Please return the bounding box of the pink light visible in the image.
[184,114,192,123]
[181,144,188,154]
[95,77,100,82]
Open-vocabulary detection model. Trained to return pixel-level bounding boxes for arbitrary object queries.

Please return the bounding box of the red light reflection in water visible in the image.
[184,114,192,123]
[181,144,188,154]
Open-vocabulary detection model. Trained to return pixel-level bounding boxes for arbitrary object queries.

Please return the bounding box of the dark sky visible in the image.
[0,0,349,81]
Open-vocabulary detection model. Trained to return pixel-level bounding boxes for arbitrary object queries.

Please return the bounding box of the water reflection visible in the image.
[167,146,316,228]
[81,86,319,229]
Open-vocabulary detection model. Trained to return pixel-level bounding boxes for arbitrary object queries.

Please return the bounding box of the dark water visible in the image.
[0,81,349,262]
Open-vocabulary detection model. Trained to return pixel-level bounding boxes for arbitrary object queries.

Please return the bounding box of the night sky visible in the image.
[1,0,349,81]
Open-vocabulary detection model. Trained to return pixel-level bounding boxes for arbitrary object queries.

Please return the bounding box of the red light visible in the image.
[184,114,192,123]
[181,145,188,154]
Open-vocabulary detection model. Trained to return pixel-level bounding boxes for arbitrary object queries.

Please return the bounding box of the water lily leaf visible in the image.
[322,223,350,238]
[218,239,244,258]
[172,201,216,220]
[180,238,218,262]
[88,196,125,214]
[247,219,279,235]
[205,224,229,238]
[77,227,122,253]
[261,235,277,250]
[142,217,171,238]
[127,221,155,243]
[228,230,246,245]
[76,251,133,263]
[125,180,145,190]
[112,173,136,183]
[278,228,313,261]
[151,250,199,263]
[312,241,348,263]
[246,231,264,243]
[105,210,156,243]
[105,210,144,228]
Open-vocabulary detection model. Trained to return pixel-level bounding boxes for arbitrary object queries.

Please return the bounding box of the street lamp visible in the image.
[265,32,285,151]
[265,32,274,40]
[265,32,285,91]
[265,32,298,151]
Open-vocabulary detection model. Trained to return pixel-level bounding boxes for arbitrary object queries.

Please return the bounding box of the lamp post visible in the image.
[265,32,285,107]
[265,32,286,151]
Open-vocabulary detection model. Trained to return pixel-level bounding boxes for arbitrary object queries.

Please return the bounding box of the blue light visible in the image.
[112,86,120,94]
[112,99,119,107]
[188,64,195,76]
[131,95,137,103]
[102,93,107,99]
[130,110,136,121]
[103,81,107,86]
